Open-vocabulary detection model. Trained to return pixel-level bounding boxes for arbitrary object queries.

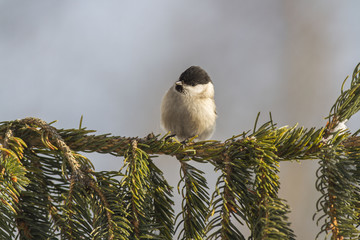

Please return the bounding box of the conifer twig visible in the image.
[17,117,84,181]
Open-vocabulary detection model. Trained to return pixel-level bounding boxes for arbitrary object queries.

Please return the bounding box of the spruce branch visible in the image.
[207,140,252,240]
[312,62,360,239]
[147,159,175,239]
[2,119,360,161]
[328,62,360,124]
[175,157,209,240]
[16,117,86,182]
[121,140,149,239]
[248,126,296,240]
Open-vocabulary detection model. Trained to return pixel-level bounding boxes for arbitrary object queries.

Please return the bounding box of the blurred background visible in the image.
[1,1,360,239]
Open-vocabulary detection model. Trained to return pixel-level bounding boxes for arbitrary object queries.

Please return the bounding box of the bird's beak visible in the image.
[175,81,183,86]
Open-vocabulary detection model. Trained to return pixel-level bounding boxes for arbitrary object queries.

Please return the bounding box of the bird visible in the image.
[161,66,217,142]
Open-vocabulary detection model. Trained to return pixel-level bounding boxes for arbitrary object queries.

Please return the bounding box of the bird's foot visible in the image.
[165,134,176,141]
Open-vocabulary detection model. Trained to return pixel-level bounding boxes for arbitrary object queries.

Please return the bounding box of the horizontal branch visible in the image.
[0,119,359,162]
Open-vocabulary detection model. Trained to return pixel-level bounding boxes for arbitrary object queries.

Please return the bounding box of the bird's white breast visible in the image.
[160,82,216,141]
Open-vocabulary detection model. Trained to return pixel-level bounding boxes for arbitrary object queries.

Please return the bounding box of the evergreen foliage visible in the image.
[1,63,360,239]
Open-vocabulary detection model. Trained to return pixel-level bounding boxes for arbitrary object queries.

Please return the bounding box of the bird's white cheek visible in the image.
[185,85,205,95]
[184,83,214,97]
[191,84,207,94]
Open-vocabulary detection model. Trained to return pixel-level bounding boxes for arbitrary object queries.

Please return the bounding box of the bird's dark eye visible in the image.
[175,85,184,93]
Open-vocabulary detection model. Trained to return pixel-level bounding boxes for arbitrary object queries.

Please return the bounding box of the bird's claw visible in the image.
[165,134,176,141]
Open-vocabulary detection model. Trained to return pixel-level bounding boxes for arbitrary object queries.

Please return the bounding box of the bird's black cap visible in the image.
[179,66,211,86]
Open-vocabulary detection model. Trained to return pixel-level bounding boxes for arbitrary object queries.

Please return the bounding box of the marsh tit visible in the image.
[161,66,217,141]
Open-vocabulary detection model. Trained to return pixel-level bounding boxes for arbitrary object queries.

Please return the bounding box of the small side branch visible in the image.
[18,117,85,181]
